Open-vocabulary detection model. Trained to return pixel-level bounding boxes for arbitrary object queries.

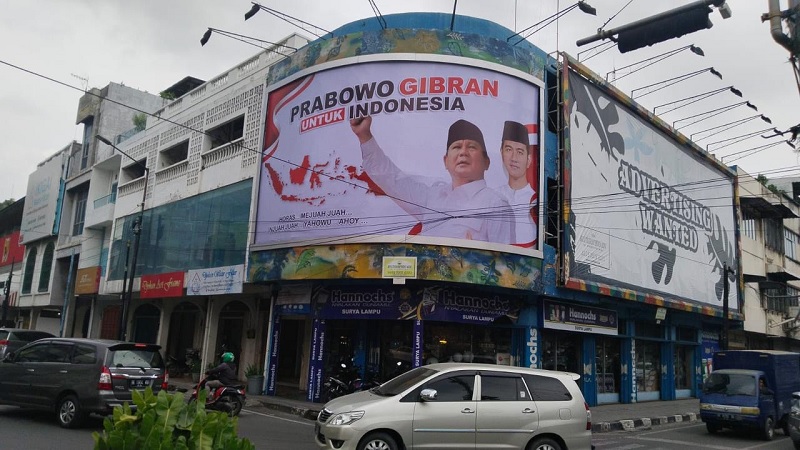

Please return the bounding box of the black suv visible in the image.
[0,338,167,428]
[0,328,54,360]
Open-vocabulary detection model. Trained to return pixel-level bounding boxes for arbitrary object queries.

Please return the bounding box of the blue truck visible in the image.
[700,350,800,440]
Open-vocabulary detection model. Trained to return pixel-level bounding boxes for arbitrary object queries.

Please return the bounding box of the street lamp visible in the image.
[688,114,772,141]
[606,44,704,82]
[630,67,722,99]
[244,2,332,39]
[96,135,149,341]
[653,85,742,115]
[672,100,758,129]
[199,27,297,52]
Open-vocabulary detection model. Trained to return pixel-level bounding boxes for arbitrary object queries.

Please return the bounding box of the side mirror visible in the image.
[420,388,438,401]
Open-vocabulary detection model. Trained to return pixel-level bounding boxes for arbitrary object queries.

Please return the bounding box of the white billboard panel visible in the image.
[256,60,542,255]
[566,69,737,310]
[20,151,66,244]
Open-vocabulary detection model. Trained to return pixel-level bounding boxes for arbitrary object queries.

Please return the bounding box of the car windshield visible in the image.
[373,367,438,396]
[704,373,757,396]
[110,348,164,369]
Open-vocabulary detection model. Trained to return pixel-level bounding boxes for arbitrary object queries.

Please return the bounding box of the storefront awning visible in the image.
[740,196,798,219]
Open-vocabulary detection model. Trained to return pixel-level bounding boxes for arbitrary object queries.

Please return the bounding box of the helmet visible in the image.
[221,352,235,363]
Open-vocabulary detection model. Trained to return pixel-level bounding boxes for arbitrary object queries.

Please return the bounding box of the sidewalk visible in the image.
[170,379,700,433]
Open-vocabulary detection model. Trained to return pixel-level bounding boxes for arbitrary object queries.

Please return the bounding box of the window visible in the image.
[80,117,94,170]
[21,247,36,294]
[72,185,89,236]
[72,344,97,364]
[763,284,799,313]
[16,343,50,362]
[207,115,244,150]
[785,229,798,261]
[38,243,54,292]
[742,219,757,240]
[425,374,475,401]
[523,374,573,401]
[159,140,189,168]
[480,374,524,401]
[122,160,147,183]
[765,218,785,253]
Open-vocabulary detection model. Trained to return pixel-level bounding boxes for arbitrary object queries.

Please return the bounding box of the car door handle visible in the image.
[59,370,68,374]
[522,408,536,414]
[461,408,475,414]
[26,368,34,372]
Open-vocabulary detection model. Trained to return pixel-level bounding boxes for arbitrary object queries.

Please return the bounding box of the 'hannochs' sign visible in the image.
[141,271,185,299]
[74,266,101,295]
[543,300,618,336]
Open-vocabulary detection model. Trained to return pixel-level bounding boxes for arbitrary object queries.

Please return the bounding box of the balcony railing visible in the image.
[155,160,189,184]
[201,139,244,169]
[93,191,117,209]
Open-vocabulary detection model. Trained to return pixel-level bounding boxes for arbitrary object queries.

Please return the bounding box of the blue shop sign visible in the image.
[543,300,618,335]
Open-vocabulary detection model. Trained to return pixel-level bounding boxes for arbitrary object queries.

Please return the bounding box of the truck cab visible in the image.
[699,350,800,441]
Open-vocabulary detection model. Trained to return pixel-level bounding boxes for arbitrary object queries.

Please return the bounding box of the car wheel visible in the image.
[706,422,721,434]
[57,395,85,429]
[763,416,775,441]
[357,432,398,450]
[528,437,562,450]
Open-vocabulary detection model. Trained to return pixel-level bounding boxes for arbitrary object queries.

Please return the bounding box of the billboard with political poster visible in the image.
[255,59,542,256]
[563,58,738,311]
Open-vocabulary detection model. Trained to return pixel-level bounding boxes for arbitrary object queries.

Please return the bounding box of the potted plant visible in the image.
[190,359,202,383]
[244,363,265,395]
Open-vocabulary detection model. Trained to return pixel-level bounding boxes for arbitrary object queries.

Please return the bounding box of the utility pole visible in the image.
[721,262,736,351]
[2,259,14,326]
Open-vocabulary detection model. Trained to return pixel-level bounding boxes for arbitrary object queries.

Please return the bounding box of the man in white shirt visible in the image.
[350,116,514,244]
[495,121,538,248]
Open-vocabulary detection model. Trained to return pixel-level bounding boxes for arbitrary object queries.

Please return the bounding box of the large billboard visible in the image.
[255,59,542,255]
[20,150,66,245]
[564,61,738,311]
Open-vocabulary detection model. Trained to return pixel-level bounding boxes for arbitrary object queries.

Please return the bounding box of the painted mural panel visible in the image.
[564,63,738,311]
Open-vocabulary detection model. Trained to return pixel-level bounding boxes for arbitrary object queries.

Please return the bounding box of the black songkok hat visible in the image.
[502,121,529,147]
[447,119,486,153]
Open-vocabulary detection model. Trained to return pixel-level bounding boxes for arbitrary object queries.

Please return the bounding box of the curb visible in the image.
[592,413,697,433]
[252,398,321,421]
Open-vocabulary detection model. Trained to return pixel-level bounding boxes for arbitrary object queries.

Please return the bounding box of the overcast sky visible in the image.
[1,0,797,201]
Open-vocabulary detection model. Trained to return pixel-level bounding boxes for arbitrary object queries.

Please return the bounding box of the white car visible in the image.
[314,362,592,450]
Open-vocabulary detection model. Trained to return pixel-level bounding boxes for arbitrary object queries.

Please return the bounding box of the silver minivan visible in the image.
[0,338,167,428]
[315,363,592,450]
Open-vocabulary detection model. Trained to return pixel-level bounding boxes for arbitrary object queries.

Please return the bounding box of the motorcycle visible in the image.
[191,375,246,416]
[321,363,381,402]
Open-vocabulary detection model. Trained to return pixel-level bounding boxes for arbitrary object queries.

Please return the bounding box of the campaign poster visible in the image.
[256,60,542,254]
[565,64,738,310]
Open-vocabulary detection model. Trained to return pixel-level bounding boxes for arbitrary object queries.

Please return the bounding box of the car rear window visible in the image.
[522,374,573,401]
[110,348,164,369]
[13,331,54,342]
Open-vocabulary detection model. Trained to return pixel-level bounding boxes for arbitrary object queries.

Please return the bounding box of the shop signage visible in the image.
[316,286,520,324]
[140,271,184,299]
[267,315,281,395]
[412,320,423,368]
[543,300,618,336]
[187,264,244,296]
[306,319,326,402]
[276,284,312,315]
[526,327,539,369]
[382,257,417,279]
[74,266,102,295]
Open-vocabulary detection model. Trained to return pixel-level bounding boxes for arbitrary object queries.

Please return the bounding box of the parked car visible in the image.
[0,328,55,360]
[0,338,167,428]
[315,362,592,450]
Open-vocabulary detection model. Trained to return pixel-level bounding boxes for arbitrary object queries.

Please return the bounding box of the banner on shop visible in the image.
[306,319,326,403]
[187,264,244,296]
[316,286,520,324]
[266,315,281,396]
[542,300,618,336]
[140,271,184,299]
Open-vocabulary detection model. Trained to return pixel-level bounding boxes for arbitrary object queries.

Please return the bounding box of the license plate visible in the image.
[130,379,150,389]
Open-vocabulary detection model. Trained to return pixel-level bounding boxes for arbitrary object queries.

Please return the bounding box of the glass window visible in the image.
[674,346,692,389]
[423,322,512,367]
[72,186,89,236]
[786,229,798,260]
[635,322,663,339]
[425,374,475,402]
[16,343,50,362]
[21,247,36,294]
[38,243,54,292]
[595,338,620,394]
[542,331,581,373]
[108,180,251,280]
[765,219,784,253]
[110,348,163,369]
[72,344,97,364]
[675,327,697,343]
[523,374,573,401]
[741,219,756,240]
[480,374,523,401]
[635,340,661,393]
[80,118,93,170]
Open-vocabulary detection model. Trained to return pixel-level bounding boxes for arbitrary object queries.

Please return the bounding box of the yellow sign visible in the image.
[382,257,417,278]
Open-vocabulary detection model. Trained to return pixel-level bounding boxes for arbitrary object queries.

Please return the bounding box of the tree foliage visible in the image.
[92,387,254,450]
[0,199,14,210]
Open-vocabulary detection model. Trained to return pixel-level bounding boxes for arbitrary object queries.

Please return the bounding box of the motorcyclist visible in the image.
[205,352,238,390]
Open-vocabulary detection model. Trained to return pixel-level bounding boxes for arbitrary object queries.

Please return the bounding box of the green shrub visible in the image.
[92,387,254,450]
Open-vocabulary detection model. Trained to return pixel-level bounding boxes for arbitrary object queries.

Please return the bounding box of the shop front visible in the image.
[265,283,528,402]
